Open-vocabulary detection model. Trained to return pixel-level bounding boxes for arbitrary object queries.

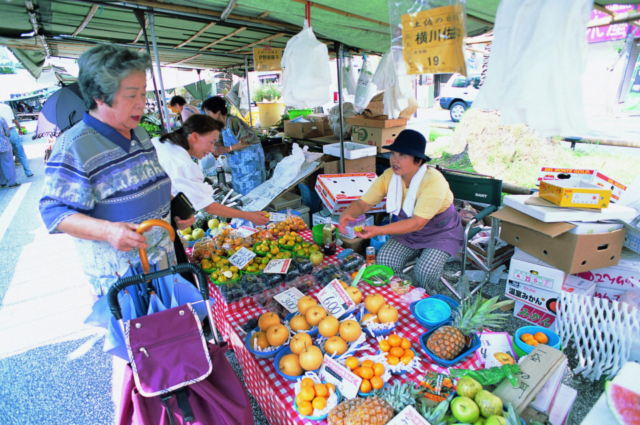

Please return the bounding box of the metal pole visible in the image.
[244,56,253,127]
[336,42,345,173]
[148,12,171,133]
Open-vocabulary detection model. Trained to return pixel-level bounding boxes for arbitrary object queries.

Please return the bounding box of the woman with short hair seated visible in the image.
[338,129,463,293]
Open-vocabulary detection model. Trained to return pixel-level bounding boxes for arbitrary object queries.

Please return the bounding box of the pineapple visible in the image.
[426,296,511,360]
[328,399,364,425]
[504,402,524,425]
[372,381,424,414]
[419,397,450,425]
[328,397,393,425]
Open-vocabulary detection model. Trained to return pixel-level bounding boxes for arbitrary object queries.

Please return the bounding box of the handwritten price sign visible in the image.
[273,287,305,314]
[235,226,258,238]
[268,213,287,222]
[263,259,291,274]
[228,247,256,270]
[319,354,362,399]
[387,406,431,425]
[317,279,355,318]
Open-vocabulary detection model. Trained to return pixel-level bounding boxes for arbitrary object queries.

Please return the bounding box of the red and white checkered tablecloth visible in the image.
[192,229,483,425]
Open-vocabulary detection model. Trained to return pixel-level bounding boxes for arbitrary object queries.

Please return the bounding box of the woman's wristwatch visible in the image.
[230,145,233,152]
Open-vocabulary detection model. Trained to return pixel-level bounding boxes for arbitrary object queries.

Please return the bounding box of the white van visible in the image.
[439,73,481,122]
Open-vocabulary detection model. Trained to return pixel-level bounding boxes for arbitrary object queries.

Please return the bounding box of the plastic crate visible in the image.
[269,192,301,210]
[287,109,314,120]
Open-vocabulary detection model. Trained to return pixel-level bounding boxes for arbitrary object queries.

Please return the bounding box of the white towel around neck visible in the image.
[386,164,428,218]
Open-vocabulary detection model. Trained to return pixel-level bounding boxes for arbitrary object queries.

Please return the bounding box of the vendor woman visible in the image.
[201,96,267,195]
[338,129,463,292]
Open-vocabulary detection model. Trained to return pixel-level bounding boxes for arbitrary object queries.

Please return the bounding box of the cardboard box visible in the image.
[315,173,386,214]
[492,207,626,274]
[508,248,568,293]
[572,248,640,291]
[568,221,624,235]
[548,384,577,425]
[540,180,612,209]
[308,113,329,124]
[284,120,330,139]
[351,125,405,153]
[339,235,367,254]
[322,142,377,160]
[537,167,596,185]
[323,156,376,174]
[592,171,627,202]
[592,286,627,302]
[530,359,567,414]
[514,300,557,330]
[312,212,374,239]
[562,275,597,297]
[468,246,515,272]
[623,223,640,254]
[345,115,408,128]
[506,280,560,315]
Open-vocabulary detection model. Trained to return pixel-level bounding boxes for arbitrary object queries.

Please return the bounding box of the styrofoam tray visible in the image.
[503,195,637,223]
[322,142,377,160]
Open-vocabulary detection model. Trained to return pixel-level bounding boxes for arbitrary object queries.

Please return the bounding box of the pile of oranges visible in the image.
[379,334,415,366]
[344,357,385,394]
[520,331,549,347]
[295,378,335,416]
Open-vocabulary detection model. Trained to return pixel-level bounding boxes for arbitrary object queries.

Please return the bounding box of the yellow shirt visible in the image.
[360,167,453,220]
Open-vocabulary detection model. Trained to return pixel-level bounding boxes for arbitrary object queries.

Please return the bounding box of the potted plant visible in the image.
[253,83,285,128]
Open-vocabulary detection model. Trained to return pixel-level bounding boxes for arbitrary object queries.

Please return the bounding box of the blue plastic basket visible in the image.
[284,312,319,337]
[414,298,452,327]
[245,327,287,359]
[419,328,481,367]
[410,295,458,330]
[274,346,320,381]
[370,235,389,253]
[514,326,561,354]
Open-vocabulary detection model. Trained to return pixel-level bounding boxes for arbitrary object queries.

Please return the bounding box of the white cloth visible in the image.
[472,0,592,137]
[371,50,415,119]
[386,164,428,218]
[151,137,214,211]
[0,103,16,129]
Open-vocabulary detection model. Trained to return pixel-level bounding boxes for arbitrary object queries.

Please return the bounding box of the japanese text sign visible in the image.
[253,47,282,71]
[263,259,291,274]
[401,5,467,75]
[387,406,431,425]
[228,247,256,270]
[268,213,287,222]
[273,287,305,314]
[235,226,258,238]
[319,354,362,399]
[317,279,356,318]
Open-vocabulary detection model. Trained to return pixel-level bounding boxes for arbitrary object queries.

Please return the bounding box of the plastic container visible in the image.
[370,235,390,253]
[287,108,314,120]
[419,328,481,367]
[312,224,338,245]
[245,328,287,359]
[361,265,394,286]
[410,295,458,330]
[413,298,452,327]
[514,326,561,355]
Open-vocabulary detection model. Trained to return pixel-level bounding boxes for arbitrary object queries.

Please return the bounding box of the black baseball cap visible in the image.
[385,129,431,162]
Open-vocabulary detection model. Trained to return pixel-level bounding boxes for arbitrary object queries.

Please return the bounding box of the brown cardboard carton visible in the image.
[491,207,625,274]
[323,156,376,174]
[346,115,408,128]
[351,125,405,153]
[284,120,328,139]
[339,236,367,254]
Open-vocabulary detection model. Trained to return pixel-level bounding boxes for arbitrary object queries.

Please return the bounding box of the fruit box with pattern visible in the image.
[539,180,612,209]
[512,300,557,331]
[573,247,640,292]
[315,173,386,214]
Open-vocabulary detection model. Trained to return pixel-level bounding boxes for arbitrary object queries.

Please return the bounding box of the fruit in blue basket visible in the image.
[339,320,361,342]
[318,316,340,338]
[258,312,280,331]
[299,345,323,371]
[266,324,288,347]
[475,390,503,418]
[305,306,327,327]
[324,336,348,356]
[485,416,506,425]
[606,381,640,425]
[297,296,318,315]
[451,396,480,423]
[290,332,313,355]
[208,219,219,229]
[279,353,303,376]
[289,315,311,332]
[192,228,205,240]
[365,293,386,314]
[456,376,483,399]
[377,305,398,324]
[345,287,362,304]
[250,331,270,350]
[362,313,379,324]
[309,251,323,266]
[184,235,194,241]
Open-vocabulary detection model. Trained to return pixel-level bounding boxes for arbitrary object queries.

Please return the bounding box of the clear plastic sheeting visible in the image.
[343,56,358,96]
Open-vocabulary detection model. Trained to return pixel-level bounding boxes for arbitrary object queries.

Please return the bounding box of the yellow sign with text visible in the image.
[253,47,282,71]
[401,5,466,75]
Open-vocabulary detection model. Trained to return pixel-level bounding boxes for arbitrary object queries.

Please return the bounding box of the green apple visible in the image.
[457,376,483,399]
[184,235,194,241]
[309,251,323,266]
[180,227,192,236]
[208,218,220,229]
[451,396,480,424]
[219,222,229,229]
[485,416,506,425]
[192,228,205,240]
[473,417,487,425]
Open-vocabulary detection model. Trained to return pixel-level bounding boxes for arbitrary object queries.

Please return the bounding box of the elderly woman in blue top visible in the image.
[39,44,178,297]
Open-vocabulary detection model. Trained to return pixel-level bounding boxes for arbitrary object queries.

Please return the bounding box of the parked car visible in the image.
[439,73,481,122]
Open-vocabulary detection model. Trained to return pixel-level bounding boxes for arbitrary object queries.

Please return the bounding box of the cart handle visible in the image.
[107,263,210,321]
[137,219,175,274]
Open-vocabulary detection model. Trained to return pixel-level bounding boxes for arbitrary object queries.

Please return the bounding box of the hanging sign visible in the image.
[253,47,283,71]
[401,4,467,75]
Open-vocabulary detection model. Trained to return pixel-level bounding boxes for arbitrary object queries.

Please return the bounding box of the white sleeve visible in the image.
[171,161,214,212]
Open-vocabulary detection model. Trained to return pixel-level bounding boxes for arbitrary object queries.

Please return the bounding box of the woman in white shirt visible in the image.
[152,114,270,226]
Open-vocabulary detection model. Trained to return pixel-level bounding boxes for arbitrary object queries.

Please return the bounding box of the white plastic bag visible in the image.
[343,57,358,95]
[353,59,376,112]
[237,78,250,112]
[372,49,416,119]
[329,102,355,139]
[281,22,332,108]
[271,143,306,189]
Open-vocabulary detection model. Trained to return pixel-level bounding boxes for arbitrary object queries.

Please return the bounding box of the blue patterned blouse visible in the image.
[0,117,11,152]
[39,113,176,295]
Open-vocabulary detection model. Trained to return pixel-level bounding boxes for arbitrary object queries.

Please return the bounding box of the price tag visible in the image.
[317,279,356,318]
[228,247,256,270]
[269,213,287,222]
[263,259,291,274]
[319,355,362,399]
[235,226,258,238]
[273,287,305,314]
[386,406,431,425]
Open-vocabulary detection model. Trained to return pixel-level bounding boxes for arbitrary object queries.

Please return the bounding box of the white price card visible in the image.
[386,405,431,425]
[273,287,305,314]
[317,279,356,318]
[235,226,258,238]
[269,213,287,222]
[319,354,362,399]
[228,247,256,270]
[263,259,291,274]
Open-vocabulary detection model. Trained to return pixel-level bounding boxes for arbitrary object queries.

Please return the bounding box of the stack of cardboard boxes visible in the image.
[283,113,333,139]
[346,115,407,154]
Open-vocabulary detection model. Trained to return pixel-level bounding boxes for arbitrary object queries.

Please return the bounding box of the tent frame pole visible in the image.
[336,42,345,173]
[244,56,253,127]
[148,11,171,133]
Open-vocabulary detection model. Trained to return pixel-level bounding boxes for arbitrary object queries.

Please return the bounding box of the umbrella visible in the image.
[34,82,85,139]
[170,277,208,321]
[147,291,167,315]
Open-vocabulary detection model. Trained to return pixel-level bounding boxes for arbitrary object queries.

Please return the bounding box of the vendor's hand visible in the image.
[338,212,357,234]
[245,211,270,226]
[356,225,379,239]
[106,222,149,252]
[235,141,252,151]
[175,215,196,230]
[213,145,227,156]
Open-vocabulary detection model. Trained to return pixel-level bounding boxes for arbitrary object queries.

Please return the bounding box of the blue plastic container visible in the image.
[414,298,452,327]
[370,235,390,253]
[284,312,319,337]
[274,347,320,381]
[245,328,287,359]
[514,326,561,354]
[419,328,481,367]
[410,295,458,330]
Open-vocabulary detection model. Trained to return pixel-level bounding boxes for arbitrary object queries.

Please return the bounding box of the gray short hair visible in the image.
[78,43,152,110]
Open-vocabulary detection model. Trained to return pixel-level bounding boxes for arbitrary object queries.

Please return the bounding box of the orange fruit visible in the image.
[388,356,400,366]
[298,401,313,416]
[361,359,374,368]
[534,332,549,344]
[529,339,539,347]
[345,356,359,370]
[388,335,401,347]
[379,340,391,352]
[352,367,362,377]
[300,386,315,401]
[390,347,405,358]
[401,338,411,350]
[312,396,327,410]
[521,333,534,342]
[373,363,385,376]
[370,376,384,390]
[360,379,372,393]
[401,355,412,365]
[295,393,305,405]
[301,377,315,388]
[325,383,335,395]
[404,349,415,359]
[314,383,328,397]
[359,367,374,380]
